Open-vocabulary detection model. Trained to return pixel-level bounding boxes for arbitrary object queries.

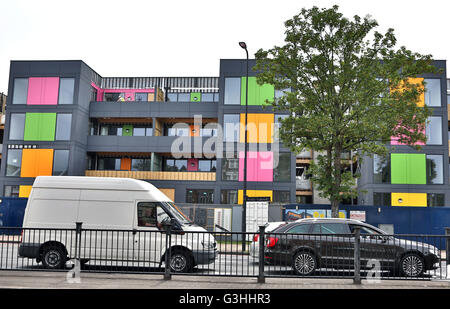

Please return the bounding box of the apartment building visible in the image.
[357,61,449,207]
[1,59,447,208]
[0,60,300,203]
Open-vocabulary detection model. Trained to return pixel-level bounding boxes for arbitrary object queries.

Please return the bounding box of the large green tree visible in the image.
[254,5,437,217]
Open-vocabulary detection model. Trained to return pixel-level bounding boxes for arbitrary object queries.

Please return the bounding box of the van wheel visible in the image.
[42,245,66,269]
[169,250,193,273]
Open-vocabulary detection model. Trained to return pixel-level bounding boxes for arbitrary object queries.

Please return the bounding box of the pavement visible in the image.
[0,270,449,289]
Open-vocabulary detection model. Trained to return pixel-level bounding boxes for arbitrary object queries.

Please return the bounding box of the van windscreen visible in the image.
[161,202,192,225]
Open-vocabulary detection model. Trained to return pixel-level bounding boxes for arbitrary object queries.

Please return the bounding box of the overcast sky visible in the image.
[1,0,449,93]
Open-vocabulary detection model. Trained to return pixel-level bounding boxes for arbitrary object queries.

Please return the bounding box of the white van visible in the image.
[18,176,218,272]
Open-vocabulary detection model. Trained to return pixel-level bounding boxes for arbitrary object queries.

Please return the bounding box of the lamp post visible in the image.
[239,41,249,252]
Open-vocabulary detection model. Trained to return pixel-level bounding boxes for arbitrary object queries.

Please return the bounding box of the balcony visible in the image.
[90,101,218,119]
[85,170,216,181]
[87,135,217,153]
[296,178,312,190]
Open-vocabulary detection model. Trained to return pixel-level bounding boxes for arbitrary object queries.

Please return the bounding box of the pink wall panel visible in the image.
[391,127,425,146]
[27,77,59,105]
[238,151,273,182]
[90,82,155,102]
[187,159,198,171]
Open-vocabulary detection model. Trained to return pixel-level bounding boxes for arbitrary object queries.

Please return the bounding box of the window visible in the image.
[426,116,442,145]
[424,79,441,107]
[12,78,28,104]
[135,93,147,102]
[221,190,238,204]
[131,159,151,171]
[201,93,213,102]
[275,88,290,99]
[186,189,214,204]
[286,224,312,234]
[9,113,25,140]
[198,160,217,172]
[426,155,443,184]
[200,124,218,137]
[373,192,391,206]
[274,114,288,140]
[373,155,390,184]
[98,158,120,170]
[273,191,290,203]
[349,224,381,235]
[427,193,445,207]
[165,123,189,136]
[311,223,350,234]
[6,149,22,176]
[4,185,20,197]
[274,153,291,182]
[167,93,178,102]
[164,159,188,172]
[221,157,239,181]
[137,202,159,227]
[224,77,241,105]
[58,78,75,104]
[55,114,72,140]
[53,150,69,176]
[213,93,219,102]
[133,127,146,136]
[178,93,190,102]
[296,195,312,204]
[223,114,240,142]
[104,93,123,102]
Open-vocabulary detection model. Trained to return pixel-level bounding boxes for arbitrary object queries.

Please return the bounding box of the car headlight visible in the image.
[202,241,216,250]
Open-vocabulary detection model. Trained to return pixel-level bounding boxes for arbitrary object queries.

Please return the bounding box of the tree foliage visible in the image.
[254,5,437,217]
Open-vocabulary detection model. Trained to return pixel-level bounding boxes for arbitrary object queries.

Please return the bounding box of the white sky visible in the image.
[1,0,449,94]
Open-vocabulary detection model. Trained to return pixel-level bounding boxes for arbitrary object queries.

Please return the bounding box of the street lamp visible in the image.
[239,41,249,252]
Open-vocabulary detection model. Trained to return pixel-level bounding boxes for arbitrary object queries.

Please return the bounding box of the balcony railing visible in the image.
[85,170,216,181]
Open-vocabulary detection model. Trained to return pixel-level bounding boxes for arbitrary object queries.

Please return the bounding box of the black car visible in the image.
[264,218,440,277]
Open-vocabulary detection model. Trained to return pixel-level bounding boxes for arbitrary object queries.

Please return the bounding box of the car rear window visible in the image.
[286,224,312,234]
[311,223,350,234]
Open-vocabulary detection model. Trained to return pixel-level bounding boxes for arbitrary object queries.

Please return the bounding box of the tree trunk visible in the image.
[331,145,342,218]
[331,199,340,218]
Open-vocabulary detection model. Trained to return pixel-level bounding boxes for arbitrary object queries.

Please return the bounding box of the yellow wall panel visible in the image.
[19,185,32,198]
[238,190,273,204]
[391,78,425,107]
[392,192,427,207]
[240,113,274,143]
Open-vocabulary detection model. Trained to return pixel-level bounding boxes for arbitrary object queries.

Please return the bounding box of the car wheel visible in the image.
[400,253,424,277]
[42,245,66,269]
[293,251,316,276]
[170,250,193,273]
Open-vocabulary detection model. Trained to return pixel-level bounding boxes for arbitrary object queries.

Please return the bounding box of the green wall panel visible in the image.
[24,113,56,141]
[407,154,426,184]
[240,77,274,106]
[122,125,133,136]
[391,153,426,184]
[190,92,201,102]
[391,154,407,184]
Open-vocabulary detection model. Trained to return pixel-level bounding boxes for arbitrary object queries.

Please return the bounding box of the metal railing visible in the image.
[0,225,449,283]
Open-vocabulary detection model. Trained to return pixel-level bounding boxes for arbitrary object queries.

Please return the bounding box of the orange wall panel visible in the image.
[120,158,131,171]
[20,149,54,178]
